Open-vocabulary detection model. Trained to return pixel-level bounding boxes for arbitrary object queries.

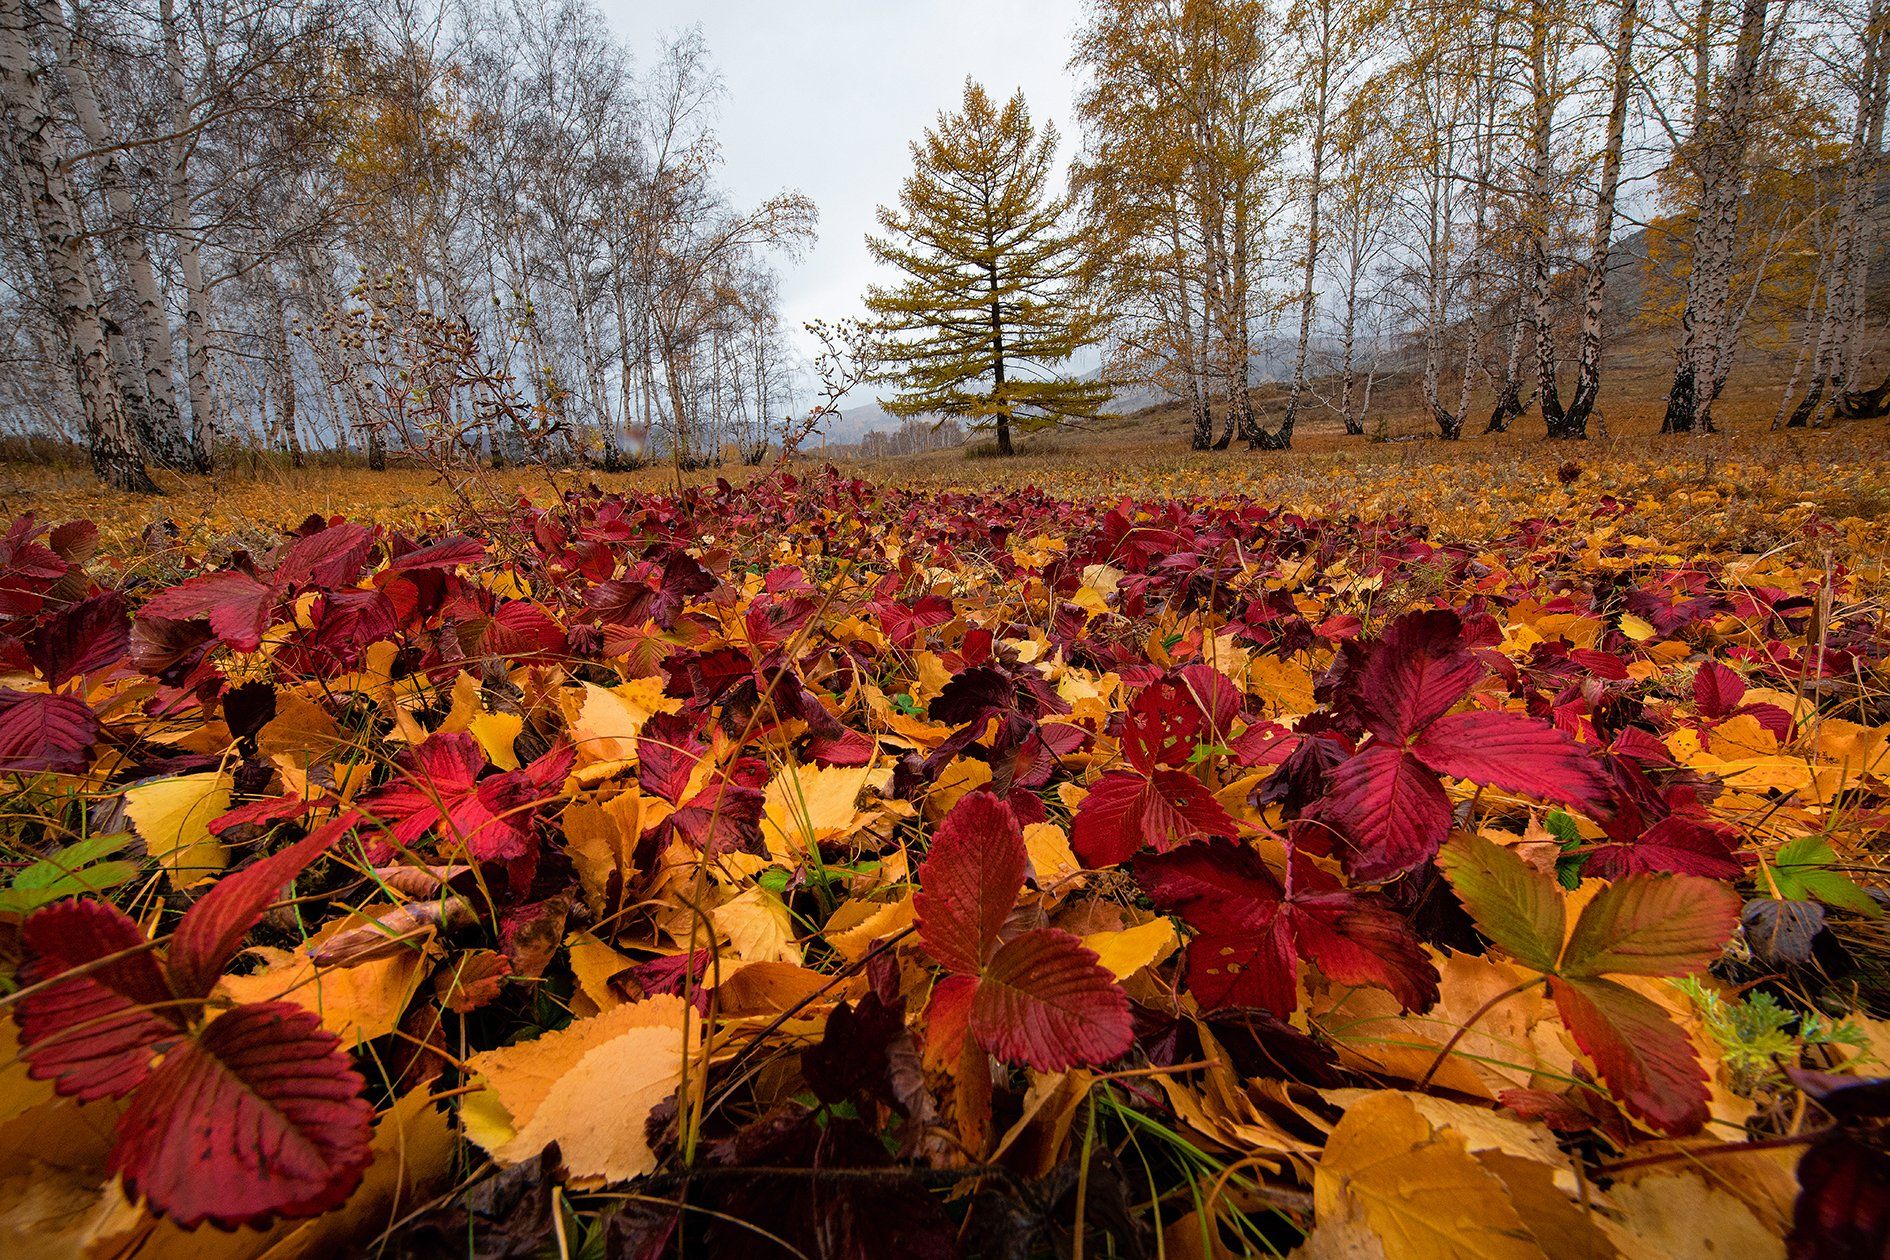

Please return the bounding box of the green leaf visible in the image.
[1559,873,1740,979]
[1772,836,1881,917]
[0,833,138,914]
[1542,809,1581,845]
[1436,833,1564,973]
[1546,809,1588,889]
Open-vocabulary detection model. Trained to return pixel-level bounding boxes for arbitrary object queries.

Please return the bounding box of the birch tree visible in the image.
[0,0,152,489]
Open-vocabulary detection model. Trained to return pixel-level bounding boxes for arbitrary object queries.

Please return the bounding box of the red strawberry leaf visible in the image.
[1559,873,1741,980]
[1588,814,1745,880]
[1123,677,1206,772]
[1317,744,1452,880]
[969,928,1133,1070]
[273,522,377,591]
[1550,975,1710,1134]
[914,791,1025,974]
[1411,710,1612,816]
[1282,852,1441,1014]
[922,973,977,1071]
[1692,660,1746,719]
[1069,769,1238,868]
[0,688,100,774]
[109,1001,374,1227]
[1357,609,1484,741]
[168,814,358,999]
[26,591,129,688]
[1137,839,1436,1015]
[15,900,182,1100]
[363,732,533,861]
[140,570,278,652]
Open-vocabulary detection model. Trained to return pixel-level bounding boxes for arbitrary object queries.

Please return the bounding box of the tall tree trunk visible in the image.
[1840,26,1888,402]
[53,0,192,469]
[988,260,1013,456]
[1339,261,1363,436]
[1485,297,1535,432]
[1525,0,1580,438]
[159,0,214,470]
[1170,212,1213,450]
[1278,5,1330,446]
[1778,242,1829,427]
[1560,0,1638,434]
[1800,0,1887,423]
[1421,127,1461,440]
[1662,0,1771,433]
[0,0,154,490]
[265,272,303,468]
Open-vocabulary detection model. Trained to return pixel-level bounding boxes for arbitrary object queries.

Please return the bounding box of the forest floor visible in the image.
[0,401,1887,1258]
[4,412,1888,565]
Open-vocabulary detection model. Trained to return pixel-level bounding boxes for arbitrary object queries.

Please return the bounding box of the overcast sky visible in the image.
[600,1,1089,357]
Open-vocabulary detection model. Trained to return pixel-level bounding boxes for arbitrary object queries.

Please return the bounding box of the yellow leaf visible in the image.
[1707,713,1778,758]
[465,996,699,1185]
[1323,1090,1576,1193]
[563,790,658,918]
[568,678,679,765]
[1618,614,1656,642]
[1313,1091,1546,1260]
[1315,949,1566,1100]
[823,893,914,963]
[1601,1171,1784,1260]
[124,771,230,885]
[0,1024,52,1128]
[1082,917,1179,980]
[713,960,833,1017]
[1023,821,1082,885]
[217,921,433,1048]
[1249,655,1315,716]
[436,671,482,733]
[259,691,343,766]
[712,886,802,964]
[469,711,523,770]
[760,761,878,865]
[566,932,633,1016]
[925,756,991,820]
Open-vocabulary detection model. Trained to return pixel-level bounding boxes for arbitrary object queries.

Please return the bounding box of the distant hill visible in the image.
[817,375,1173,449]
[813,400,900,447]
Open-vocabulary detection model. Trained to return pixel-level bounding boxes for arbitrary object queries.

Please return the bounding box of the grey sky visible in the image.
[600,1,1089,354]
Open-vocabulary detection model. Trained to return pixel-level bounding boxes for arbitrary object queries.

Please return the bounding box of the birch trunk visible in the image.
[1560,0,1638,434]
[53,0,192,469]
[159,0,215,469]
[1278,0,1332,446]
[0,0,153,490]
[1662,0,1772,433]
[1796,0,1886,424]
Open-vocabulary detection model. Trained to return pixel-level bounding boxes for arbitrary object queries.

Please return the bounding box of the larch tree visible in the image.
[866,79,1110,456]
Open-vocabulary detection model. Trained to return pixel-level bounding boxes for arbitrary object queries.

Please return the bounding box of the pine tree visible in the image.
[866,80,1110,456]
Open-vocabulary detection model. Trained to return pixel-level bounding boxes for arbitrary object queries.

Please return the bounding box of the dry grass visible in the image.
[4,412,1886,577]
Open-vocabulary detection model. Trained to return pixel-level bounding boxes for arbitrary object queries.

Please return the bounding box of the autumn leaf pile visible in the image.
[0,465,1886,1258]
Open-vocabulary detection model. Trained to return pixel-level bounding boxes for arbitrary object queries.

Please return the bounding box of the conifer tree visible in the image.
[866,80,1110,455]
